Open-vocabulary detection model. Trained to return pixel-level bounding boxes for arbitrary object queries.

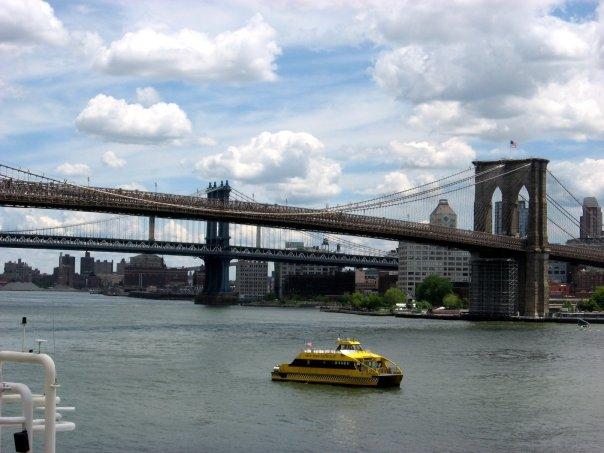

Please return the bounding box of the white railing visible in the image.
[0,351,75,453]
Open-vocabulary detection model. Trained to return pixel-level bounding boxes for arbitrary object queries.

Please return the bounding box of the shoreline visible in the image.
[323,307,604,323]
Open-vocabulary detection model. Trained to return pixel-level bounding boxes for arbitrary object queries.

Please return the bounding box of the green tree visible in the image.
[578,298,598,312]
[415,275,454,307]
[590,286,604,311]
[562,300,574,312]
[443,293,463,309]
[364,294,384,310]
[383,287,407,307]
[350,292,365,309]
[415,300,433,311]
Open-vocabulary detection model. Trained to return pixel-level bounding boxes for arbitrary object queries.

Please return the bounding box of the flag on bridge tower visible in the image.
[510,140,518,149]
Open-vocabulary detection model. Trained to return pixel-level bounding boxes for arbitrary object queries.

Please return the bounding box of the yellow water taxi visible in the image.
[271,338,403,387]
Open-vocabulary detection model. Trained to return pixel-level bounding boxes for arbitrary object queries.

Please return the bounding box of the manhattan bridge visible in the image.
[1,158,603,318]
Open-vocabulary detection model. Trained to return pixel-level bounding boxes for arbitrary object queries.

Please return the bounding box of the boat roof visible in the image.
[297,350,383,360]
[336,338,361,346]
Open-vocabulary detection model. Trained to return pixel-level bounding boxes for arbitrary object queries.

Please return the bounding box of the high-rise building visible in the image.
[235,260,268,300]
[430,199,457,228]
[3,259,39,282]
[580,197,602,239]
[518,201,528,237]
[94,259,114,275]
[116,258,127,275]
[59,253,76,269]
[398,199,470,299]
[494,200,528,237]
[80,251,95,276]
[55,253,76,287]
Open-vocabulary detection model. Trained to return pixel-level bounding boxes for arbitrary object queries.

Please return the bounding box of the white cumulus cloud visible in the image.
[76,94,192,144]
[101,151,126,168]
[389,138,476,168]
[56,162,91,176]
[365,0,604,141]
[196,130,340,203]
[94,14,281,83]
[550,158,604,201]
[0,0,68,47]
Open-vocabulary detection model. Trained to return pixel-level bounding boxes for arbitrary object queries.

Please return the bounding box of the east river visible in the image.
[0,291,602,452]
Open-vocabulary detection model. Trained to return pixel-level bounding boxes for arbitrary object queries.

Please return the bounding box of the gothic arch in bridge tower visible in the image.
[473,159,548,246]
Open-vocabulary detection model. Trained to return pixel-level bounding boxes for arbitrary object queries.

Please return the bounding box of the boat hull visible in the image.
[271,371,402,388]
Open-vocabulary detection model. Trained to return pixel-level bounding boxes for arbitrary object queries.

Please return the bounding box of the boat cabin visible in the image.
[335,338,364,352]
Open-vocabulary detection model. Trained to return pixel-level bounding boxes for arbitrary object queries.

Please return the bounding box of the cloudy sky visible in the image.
[1,0,604,272]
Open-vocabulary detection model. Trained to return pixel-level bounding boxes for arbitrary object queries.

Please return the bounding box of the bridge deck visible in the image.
[0,233,398,268]
[1,179,603,266]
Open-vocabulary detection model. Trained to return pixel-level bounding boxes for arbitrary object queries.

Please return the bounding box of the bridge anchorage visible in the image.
[470,158,549,319]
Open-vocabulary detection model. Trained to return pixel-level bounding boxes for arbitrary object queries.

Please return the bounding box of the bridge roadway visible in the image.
[0,233,398,269]
[0,179,603,266]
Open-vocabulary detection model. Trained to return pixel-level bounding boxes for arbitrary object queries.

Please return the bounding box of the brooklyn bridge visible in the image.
[1,158,602,318]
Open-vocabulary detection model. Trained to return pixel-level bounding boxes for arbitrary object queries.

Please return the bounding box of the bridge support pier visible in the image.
[195,256,237,305]
[472,158,550,318]
[519,251,549,318]
[195,181,238,305]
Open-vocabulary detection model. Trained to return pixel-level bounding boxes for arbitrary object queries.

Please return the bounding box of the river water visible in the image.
[0,291,602,452]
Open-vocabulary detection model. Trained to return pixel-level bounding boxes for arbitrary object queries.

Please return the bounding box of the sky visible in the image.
[1,0,604,273]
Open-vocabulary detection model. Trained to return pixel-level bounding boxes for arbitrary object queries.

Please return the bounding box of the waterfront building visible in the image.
[580,197,602,239]
[548,261,569,283]
[80,251,95,276]
[282,270,354,298]
[193,267,205,288]
[123,254,187,290]
[3,259,39,282]
[398,199,470,299]
[378,270,398,294]
[355,268,378,293]
[571,266,604,298]
[235,260,268,300]
[274,261,341,299]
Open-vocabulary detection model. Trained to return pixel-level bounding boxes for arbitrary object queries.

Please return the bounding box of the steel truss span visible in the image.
[0,233,397,269]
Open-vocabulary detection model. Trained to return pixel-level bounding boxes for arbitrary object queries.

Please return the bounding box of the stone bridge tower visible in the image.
[472,158,549,318]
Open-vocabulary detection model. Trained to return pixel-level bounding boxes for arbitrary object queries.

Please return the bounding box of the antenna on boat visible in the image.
[21,316,27,352]
[35,339,47,354]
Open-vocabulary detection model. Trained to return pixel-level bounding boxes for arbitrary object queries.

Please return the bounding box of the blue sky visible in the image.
[1,0,604,272]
